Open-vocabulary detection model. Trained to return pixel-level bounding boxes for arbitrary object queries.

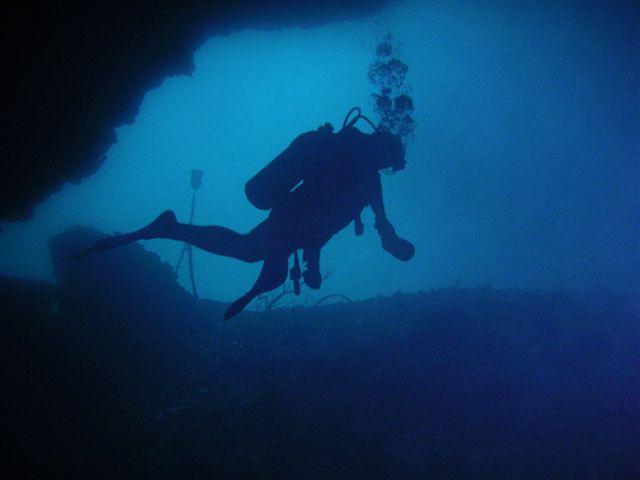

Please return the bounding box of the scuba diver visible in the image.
[78,107,415,319]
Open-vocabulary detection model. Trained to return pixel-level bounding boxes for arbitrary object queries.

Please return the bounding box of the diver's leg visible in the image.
[224,255,289,320]
[302,246,322,289]
[78,210,268,263]
[169,223,266,262]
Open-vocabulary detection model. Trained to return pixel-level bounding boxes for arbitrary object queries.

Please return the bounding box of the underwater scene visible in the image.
[2,1,638,478]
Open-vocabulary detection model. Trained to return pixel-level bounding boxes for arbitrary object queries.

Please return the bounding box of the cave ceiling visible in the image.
[2,1,387,221]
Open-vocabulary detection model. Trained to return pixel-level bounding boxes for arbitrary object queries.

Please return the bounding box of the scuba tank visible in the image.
[244,108,378,210]
[245,123,335,210]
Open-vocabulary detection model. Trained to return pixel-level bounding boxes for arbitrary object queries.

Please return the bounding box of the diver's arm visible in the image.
[369,173,396,237]
[368,173,415,262]
[369,172,385,216]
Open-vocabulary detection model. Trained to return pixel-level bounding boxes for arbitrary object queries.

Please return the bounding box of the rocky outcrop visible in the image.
[2,1,387,221]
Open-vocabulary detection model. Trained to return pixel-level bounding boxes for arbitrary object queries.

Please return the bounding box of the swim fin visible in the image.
[224,292,255,320]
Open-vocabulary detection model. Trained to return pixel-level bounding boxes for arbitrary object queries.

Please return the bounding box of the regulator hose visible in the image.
[342,106,378,132]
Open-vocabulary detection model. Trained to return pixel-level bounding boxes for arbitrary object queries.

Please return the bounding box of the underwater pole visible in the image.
[175,169,203,298]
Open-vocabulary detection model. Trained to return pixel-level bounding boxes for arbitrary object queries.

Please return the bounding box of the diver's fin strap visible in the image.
[290,250,301,296]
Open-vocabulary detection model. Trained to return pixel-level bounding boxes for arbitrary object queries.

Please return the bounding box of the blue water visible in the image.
[1,1,637,302]
[2,2,638,478]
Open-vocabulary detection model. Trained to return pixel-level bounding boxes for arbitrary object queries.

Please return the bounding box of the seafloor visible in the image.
[3,227,638,479]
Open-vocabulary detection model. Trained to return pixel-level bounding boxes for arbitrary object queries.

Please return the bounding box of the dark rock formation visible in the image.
[2,1,387,221]
[0,276,58,320]
[3,226,638,477]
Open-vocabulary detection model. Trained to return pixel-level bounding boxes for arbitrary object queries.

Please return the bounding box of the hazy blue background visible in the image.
[1,1,638,302]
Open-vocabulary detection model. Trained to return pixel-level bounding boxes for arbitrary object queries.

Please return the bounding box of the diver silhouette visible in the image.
[78,108,415,319]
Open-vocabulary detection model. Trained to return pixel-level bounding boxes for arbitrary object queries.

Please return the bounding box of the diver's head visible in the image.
[369,130,406,172]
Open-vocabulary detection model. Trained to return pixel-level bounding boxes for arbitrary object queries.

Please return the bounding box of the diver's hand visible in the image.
[375,217,414,261]
[381,234,415,262]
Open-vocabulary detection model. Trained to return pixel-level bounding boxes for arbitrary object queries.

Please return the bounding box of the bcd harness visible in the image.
[288,107,378,294]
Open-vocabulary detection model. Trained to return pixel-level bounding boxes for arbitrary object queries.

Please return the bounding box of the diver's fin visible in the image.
[224,256,289,320]
[224,292,255,320]
[75,232,140,258]
[75,210,177,259]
